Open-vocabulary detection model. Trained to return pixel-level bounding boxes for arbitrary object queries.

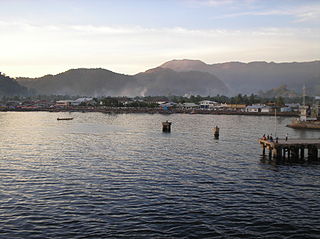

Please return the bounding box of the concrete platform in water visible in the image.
[259,139,320,162]
[287,120,320,129]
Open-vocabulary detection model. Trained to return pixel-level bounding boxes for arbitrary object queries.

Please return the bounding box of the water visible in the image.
[0,112,319,238]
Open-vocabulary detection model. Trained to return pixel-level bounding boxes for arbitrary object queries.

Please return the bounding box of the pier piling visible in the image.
[162,121,172,133]
[213,126,220,139]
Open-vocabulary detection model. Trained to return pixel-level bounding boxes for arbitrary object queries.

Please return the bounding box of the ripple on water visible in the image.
[0,112,320,238]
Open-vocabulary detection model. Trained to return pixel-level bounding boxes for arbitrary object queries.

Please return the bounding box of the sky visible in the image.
[0,0,319,77]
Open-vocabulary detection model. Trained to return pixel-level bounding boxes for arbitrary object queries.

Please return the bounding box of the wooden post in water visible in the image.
[268,148,272,159]
[300,146,305,160]
[277,146,283,160]
[213,126,219,139]
[310,146,318,161]
[288,148,291,160]
[308,145,313,160]
[162,120,172,133]
[272,147,278,159]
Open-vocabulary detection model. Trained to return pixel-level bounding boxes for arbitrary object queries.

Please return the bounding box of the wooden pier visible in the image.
[259,138,320,162]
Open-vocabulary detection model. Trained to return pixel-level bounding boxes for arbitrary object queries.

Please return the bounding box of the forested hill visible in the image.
[17,68,137,96]
[17,67,229,96]
[0,72,30,96]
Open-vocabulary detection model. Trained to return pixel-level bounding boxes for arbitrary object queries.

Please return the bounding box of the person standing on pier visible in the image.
[285,133,288,141]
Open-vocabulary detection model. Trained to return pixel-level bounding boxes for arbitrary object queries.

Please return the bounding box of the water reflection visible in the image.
[0,112,319,238]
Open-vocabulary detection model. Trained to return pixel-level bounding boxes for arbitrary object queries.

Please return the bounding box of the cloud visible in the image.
[0,21,319,77]
[185,0,320,23]
[292,5,320,22]
[189,0,235,7]
[213,4,320,23]
[186,0,258,7]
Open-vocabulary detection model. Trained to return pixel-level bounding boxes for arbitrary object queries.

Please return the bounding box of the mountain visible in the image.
[14,59,320,97]
[0,72,30,96]
[17,67,228,96]
[17,68,137,96]
[161,59,320,95]
[134,67,228,96]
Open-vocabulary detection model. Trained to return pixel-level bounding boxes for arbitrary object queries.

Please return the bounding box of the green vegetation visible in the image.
[0,73,31,96]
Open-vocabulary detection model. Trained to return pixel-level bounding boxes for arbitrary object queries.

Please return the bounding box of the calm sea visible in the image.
[0,112,319,238]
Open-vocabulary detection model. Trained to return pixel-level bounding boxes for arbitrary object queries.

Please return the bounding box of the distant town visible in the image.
[1,94,319,117]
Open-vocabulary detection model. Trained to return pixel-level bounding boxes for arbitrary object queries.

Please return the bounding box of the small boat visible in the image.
[57,117,73,121]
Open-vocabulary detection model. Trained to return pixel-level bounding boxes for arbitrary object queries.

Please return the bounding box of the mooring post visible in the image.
[162,120,172,133]
[213,126,219,139]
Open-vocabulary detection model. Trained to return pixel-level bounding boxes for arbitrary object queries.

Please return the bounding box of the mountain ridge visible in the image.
[9,59,320,97]
[134,67,228,96]
[17,67,228,96]
[160,59,320,95]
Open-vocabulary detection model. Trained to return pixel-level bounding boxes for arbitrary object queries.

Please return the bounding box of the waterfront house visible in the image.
[246,104,272,113]
[55,100,73,108]
[281,106,292,112]
[199,100,219,109]
[225,104,246,112]
[160,102,176,110]
[282,103,300,112]
[180,102,199,109]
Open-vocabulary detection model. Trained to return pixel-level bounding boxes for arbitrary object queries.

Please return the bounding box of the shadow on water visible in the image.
[260,154,320,167]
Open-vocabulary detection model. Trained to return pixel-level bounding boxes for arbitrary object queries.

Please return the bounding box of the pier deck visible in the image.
[259,138,320,161]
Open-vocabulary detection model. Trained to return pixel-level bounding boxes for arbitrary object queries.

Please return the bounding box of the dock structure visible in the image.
[259,139,320,162]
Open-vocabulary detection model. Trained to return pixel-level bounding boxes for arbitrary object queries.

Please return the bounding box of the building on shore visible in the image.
[225,104,247,112]
[179,102,199,110]
[246,104,272,113]
[199,100,219,109]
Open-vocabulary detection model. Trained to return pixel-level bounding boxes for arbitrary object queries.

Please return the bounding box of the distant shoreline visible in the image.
[0,107,299,117]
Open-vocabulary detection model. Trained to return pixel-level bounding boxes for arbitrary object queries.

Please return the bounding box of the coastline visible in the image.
[0,106,299,117]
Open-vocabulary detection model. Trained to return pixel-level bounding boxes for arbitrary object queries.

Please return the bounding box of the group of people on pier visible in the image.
[262,133,288,143]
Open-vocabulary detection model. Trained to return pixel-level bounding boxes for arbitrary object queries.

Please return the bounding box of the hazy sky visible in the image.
[1,0,319,77]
